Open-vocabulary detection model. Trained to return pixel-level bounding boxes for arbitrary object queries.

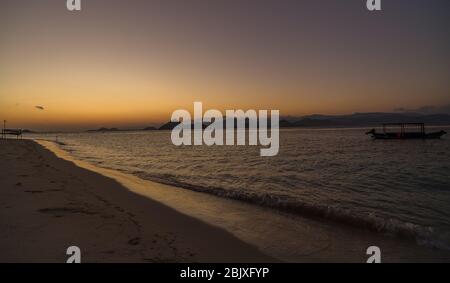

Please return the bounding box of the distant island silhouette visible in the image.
[19,112,450,133]
[87,127,120,132]
[86,126,157,132]
[281,112,450,128]
[157,112,450,131]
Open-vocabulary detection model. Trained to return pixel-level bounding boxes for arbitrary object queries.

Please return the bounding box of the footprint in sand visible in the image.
[24,190,44,194]
[128,237,141,246]
[115,206,125,212]
[38,207,96,218]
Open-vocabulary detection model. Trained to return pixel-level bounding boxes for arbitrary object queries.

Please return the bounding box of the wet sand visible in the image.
[2,138,450,263]
[0,139,273,263]
[36,140,450,263]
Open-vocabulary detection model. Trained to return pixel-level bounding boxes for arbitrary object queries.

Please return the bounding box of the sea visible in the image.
[29,126,450,261]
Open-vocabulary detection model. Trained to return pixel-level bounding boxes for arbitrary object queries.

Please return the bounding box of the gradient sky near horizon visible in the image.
[1,0,449,131]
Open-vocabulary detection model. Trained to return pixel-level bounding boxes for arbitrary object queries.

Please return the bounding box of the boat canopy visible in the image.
[382,123,425,135]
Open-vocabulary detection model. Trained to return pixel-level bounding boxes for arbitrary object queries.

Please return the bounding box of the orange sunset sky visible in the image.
[1,0,449,131]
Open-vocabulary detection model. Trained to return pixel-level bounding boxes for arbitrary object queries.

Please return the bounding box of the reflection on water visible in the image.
[30,127,450,251]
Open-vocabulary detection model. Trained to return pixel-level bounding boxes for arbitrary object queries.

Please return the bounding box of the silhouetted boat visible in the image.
[365,123,446,140]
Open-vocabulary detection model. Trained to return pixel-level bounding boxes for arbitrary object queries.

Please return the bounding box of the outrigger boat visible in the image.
[366,123,446,140]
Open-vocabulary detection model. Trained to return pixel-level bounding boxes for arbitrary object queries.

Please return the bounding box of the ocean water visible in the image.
[30,127,450,251]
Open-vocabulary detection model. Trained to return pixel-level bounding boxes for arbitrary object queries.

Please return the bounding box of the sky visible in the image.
[1,0,449,131]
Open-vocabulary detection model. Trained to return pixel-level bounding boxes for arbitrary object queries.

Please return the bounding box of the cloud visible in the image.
[35,106,45,110]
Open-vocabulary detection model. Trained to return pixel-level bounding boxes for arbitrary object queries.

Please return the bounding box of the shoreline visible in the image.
[3,138,450,262]
[35,139,450,262]
[0,139,274,263]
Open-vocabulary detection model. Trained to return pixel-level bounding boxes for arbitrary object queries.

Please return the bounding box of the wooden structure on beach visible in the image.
[1,129,23,139]
[2,120,23,139]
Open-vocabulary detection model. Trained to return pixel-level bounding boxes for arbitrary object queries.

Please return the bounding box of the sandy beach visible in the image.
[0,139,273,263]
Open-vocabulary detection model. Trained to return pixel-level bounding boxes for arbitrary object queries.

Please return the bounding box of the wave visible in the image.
[51,139,450,252]
[32,138,67,146]
[132,171,450,251]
